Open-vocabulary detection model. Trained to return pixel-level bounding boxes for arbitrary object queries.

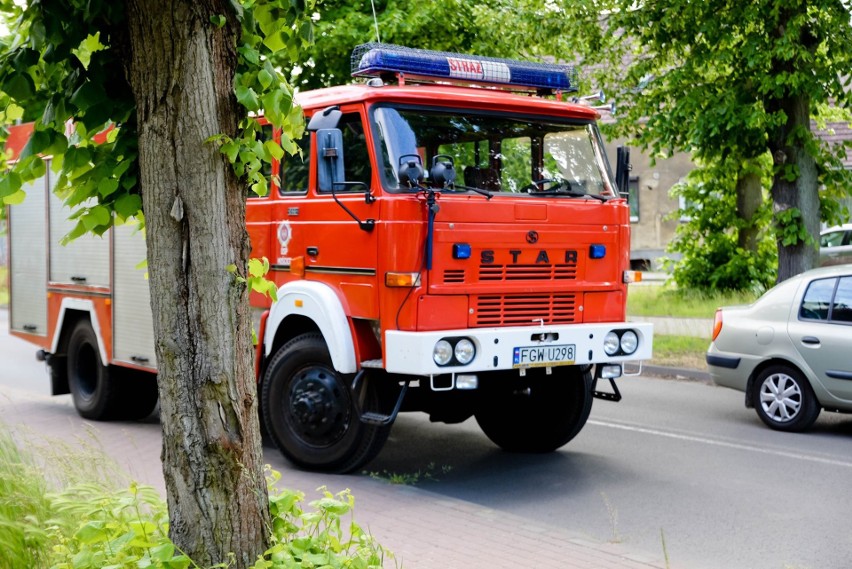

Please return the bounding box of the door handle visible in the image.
[801,336,821,345]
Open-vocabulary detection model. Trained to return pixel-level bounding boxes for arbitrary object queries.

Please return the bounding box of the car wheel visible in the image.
[752,364,820,432]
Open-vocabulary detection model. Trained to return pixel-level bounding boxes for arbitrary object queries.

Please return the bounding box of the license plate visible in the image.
[512,344,576,368]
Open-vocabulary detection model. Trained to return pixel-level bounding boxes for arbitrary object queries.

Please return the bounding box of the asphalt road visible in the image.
[2,308,851,569]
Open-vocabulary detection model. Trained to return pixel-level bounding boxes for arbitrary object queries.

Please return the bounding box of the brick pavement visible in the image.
[0,386,667,569]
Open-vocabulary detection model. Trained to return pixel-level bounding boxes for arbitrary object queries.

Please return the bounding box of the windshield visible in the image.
[371,105,616,197]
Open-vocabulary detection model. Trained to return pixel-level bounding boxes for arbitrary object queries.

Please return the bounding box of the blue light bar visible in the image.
[351,43,578,93]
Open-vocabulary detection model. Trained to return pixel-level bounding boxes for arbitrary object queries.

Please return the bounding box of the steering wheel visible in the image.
[521,178,559,193]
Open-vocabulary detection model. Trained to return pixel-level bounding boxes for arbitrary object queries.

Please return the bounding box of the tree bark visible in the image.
[123,1,270,566]
[735,166,763,254]
[768,92,820,283]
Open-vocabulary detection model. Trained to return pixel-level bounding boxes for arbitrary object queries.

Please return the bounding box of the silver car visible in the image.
[819,224,852,266]
[707,265,852,431]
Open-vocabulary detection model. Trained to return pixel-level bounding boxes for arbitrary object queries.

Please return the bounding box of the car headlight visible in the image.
[433,340,453,365]
[603,331,620,355]
[454,338,476,365]
[620,330,638,355]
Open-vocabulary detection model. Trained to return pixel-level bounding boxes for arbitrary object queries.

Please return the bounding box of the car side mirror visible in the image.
[615,146,630,197]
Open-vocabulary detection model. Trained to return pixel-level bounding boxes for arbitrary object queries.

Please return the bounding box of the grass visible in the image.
[627,283,758,370]
[650,334,709,371]
[628,285,758,319]
[0,265,7,306]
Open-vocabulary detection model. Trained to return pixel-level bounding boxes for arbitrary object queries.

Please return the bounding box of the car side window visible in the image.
[799,277,836,320]
[830,277,852,323]
[821,231,844,248]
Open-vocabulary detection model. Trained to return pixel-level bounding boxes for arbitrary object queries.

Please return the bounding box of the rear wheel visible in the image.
[475,366,593,453]
[66,320,158,420]
[261,333,391,473]
[752,364,820,432]
[67,320,120,420]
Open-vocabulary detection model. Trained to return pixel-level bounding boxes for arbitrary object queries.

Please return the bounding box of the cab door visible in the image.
[788,274,852,403]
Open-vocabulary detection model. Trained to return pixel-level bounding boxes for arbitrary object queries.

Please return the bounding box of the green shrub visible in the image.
[0,427,395,569]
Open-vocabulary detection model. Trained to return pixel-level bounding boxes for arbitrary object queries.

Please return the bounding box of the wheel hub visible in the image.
[759,373,801,422]
[288,367,349,443]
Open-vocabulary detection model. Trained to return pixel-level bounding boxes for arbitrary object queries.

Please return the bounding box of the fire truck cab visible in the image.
[6,44,652,473]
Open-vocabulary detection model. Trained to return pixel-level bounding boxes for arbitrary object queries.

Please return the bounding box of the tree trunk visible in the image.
[735,166,763,254]
[768,93,820,283]
[123,1,270,566]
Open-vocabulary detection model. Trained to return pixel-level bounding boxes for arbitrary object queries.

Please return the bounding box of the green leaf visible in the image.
[264,139,284,161]
[97,177,120,197]
[210,14,227,28]
[3,73,35,101]
[262,31,286,53]
[235,85,260,111]
[2,189,26,205]
[258,68,274,90]
[114,193,142,219]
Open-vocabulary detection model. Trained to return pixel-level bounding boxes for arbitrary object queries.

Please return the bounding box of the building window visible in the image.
[628,176,640,222]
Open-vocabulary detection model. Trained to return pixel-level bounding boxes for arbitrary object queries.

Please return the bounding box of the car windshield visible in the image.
[370,105,616,197]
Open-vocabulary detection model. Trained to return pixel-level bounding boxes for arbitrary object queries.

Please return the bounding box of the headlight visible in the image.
[454,338,476,365]
[433,340,453,365]
[620,330,638,355]
[603,331,620,355]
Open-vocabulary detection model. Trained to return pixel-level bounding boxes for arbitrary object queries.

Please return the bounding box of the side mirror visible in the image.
[615,146,630,197]
[317,128,345,192]
[308,106,342,132]
[430,154,456,188]
[398,154,424,188]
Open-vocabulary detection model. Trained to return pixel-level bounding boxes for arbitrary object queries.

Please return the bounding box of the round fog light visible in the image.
[620,330,638,355]
[454,338,476,365]
[603,331,620,356]
[433,340,453,366]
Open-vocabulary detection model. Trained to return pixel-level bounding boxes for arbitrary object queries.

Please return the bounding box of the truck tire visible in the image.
[475,365,593,453]
[261,333,391,473]
[115,368,159,420]
[67,320,121,420]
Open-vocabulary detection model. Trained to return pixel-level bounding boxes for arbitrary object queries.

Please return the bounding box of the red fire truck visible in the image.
[5,44,652,472]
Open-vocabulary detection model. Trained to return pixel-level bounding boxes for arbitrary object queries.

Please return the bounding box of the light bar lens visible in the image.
[352,43,578,92]
[453,243,472,259]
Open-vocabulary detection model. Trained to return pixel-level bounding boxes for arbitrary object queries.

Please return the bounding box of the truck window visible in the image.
[371,105,615,196]
[279,132,311,195]
[317,113,372,192]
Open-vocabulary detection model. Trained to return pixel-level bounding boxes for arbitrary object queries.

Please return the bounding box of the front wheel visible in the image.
[261,333,391,473]
[475,366,593,453]
[752,364,820,432]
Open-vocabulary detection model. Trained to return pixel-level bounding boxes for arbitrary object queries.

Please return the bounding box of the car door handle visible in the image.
[801,336,821,345]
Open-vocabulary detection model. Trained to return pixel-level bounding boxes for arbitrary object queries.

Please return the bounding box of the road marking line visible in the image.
[588,419,852,469]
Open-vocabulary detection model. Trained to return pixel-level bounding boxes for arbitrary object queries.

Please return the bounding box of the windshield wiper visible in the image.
[444,184,493,200]
[527,180,609,202]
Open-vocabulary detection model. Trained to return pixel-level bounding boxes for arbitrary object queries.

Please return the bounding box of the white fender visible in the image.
[51,297,109,364]
[264,281,357,374]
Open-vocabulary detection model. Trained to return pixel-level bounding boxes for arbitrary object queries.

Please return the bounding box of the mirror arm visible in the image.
[330,180,375,231]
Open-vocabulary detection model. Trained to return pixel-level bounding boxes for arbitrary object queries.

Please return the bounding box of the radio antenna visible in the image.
[370,0,381,42]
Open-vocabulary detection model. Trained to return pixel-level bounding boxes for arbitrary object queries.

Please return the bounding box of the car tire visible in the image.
[261,333,391,473]
[474,365,593,453]
[752,364,820,432]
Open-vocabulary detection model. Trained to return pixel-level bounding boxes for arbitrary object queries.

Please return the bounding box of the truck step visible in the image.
[360,359,384,369]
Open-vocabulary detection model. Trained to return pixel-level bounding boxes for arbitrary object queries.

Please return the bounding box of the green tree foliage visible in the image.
[666,159,777,292]
[554,0,852,284]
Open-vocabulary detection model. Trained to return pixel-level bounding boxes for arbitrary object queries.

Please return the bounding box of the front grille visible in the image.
[442,269,465,283]
[479,264,577,281]
[474,293,577,327]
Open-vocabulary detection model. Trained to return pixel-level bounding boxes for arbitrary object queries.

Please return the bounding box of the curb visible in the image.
[643,364,712,384]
